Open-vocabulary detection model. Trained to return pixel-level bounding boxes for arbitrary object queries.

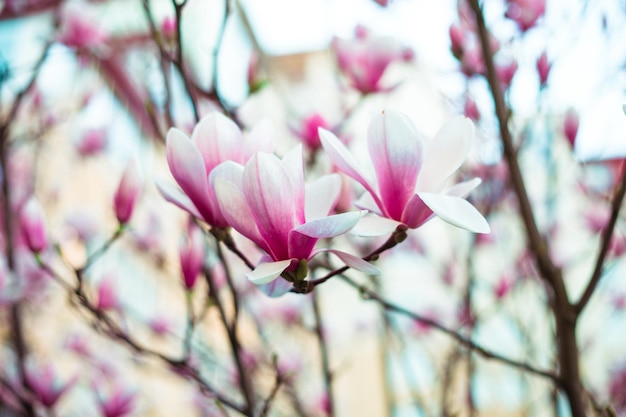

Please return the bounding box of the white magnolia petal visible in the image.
[245,259,293,285]
[258,277,292,298]
[245,119,275,157]
[305,174,341,221]
[418,116,474,192]
[418,192,490,234]
[354,192,383,215]
[295,210,366,238]
[214,178,265,247]
[155,178,202,219]
[350,215,402,237]
[318,249,380,275]
[446,178,482,198]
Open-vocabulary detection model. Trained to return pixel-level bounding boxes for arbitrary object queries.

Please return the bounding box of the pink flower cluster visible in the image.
[159,111,488,295]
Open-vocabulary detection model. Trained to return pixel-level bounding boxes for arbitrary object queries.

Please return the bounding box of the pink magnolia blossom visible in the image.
[97,385,136,417]
[20,197,48,253]
[290,113,330,151]
[161,16,176,40]
[332,28,413,94]
[76,128,108,157]
[179,223,205,290]
[495,59,518,90]
[96,274,118,311]
[58,5,108,50]
[113,159,142,224]
[25,362,76,408]
[564,108,579,148]
[214,146,377,293]
[319,110,489,235]
[505,0,546,32]
[464,96,480,121]
[536,51,551,87]
[157,112,273,229]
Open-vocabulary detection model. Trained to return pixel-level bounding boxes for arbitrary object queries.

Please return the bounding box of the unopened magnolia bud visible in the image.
[179,225,205,290]
[536,51,551,87]
[20,197,48,253]
[564,109,579,148]
[96,274,118,311]
[113,159,142,224]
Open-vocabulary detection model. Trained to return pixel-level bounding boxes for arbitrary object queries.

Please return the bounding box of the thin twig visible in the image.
[338,274,560,383]
[575,160,626,315]
[312,290,335,417]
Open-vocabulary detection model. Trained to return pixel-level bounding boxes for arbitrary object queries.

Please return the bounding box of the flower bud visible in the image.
[20,197,48,253]
[536,51,551,87]
[113,159,142,224]
[179,224,205,290]
[564,108,579,148]
[96,274,118,311]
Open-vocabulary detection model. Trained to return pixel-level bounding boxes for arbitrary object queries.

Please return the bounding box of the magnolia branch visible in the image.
[338,274,560,383]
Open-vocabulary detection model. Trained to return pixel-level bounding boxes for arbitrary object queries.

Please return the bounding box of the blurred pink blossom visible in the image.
[97,385,136,417]
[564,109,579,148]
[113,159,142,224]
[25,362,76,408]
[536,51,551,87]
[179,222,205,290]
[290,113,330,151]
[76,128,108,157]
[505,0,546,32]
[96,274,119,311]
[19,196,47,253]
[58,5,108,50]
[464,96,480,121]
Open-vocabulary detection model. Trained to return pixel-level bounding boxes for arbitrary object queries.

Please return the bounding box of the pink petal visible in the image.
[281,146,306,224]
[192,112,244,170]
[400,193,434,229]
[305,174,341,221]
[319,128,383,209]
[214,178,266,251]
[314,248,380,275]
[368,110,422,220]
[418,192,490,233]
[242,152,296,260]
[208,161,245,228]
[166,128,214,222]
[294,210,365,239]
[245,259,293,285]
[155,178,202,218]
[418,116,474,192]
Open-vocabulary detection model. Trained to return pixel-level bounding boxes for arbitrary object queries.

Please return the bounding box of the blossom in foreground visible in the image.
[157,112,273,228]
[214,146,377,293]
[332,26,413,94]
[319,110,489,235]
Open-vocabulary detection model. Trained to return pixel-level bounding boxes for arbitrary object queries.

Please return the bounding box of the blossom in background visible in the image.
[536,51,551,87]
[75,128,108,157]
[319,110,489,235]
[157,112,273,229]
[95,274,119,311]
[96,384,136,417]
[113,159,142,225]
[58,4,108,50]
[290,112,331,151]
[20,197,48,253]
[179,222,205,290]
[25,362,76,409]
[214,146,377,293]
[564,108,579,149]
[505,0,546,32]
[332,26,413,94]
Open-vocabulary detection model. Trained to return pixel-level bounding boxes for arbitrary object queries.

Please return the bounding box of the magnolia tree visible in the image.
[0,0,625,416]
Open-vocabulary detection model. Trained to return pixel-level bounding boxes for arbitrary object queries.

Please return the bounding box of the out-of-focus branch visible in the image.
[312,290,335,417]
[575,160,626,315]
[467,1,585,416]
[339,274,560,383]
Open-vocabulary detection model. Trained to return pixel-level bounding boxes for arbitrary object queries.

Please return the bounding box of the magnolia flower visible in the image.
[332,27,413,94]
[319,110,489,235]
[157,112,273,229]
[20,197,48,253]
[25,362,76,408]
[290,113,330,151]
[564,108,579,149]
[214,146,377,293]
[536,51,551,87]
[179,223,205,290]
[97,385,135,417]
[505,0,546,32]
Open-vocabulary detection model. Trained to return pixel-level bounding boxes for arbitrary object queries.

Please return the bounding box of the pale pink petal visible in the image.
[349,215,402,237]
[214,178,266,250]
[305,174,341,221]
[243,152,296,260]
[418,192,490,233]
[418,116,474,192]
[319,128,382,209]
[208,161,245,228]
[314,248,380,275]
[192,112,244,170]
[155,178,202,219]
[166,128,214,222]
[245,259,293,285]
[281,146,306,224]
[294,210,365,238]
[368,111,422,220]
[258,277,293,297]
[244,119,274,158]
[446,178,482,198]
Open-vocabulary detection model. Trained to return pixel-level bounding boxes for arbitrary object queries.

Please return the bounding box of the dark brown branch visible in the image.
[339,274,560,383]
[575,160,626,315]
